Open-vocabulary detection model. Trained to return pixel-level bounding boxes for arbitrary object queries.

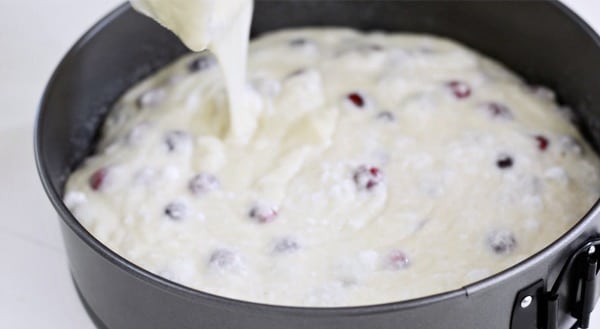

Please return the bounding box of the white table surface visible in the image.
[1,1,599,328]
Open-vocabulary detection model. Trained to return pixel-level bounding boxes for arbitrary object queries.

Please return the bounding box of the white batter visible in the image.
[63,8,600,307]
[130,0,255,142]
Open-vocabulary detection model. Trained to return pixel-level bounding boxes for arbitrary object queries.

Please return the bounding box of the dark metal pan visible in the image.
[35,1,600,328]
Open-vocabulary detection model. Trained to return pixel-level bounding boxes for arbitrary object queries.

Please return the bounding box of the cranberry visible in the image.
[165,130,190,152]
[188,54,215,72]
[347,92,366,108]
[273,237,300,254]
[487,229,517,255]
[209,249,238,269]
[383,249,410,270]
[376,111,395,121]
[354,166,384,191]
[188,173,220,195]
[249,203,278,223]
[483,102,513,119]
[136,88,165,109]
[164,202,186,220]
[89,168,108,191]
[534,135,550,151]
[447,80,471,99]
[496,154,514,169]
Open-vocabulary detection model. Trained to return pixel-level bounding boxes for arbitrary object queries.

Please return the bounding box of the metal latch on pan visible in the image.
[511,238,600,329]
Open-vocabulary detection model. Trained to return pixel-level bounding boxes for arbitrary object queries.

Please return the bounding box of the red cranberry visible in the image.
[188,173,220,195]
[354,166,384,191]
[534,135,550,151]
[483,102,513,119]
[347,92,366,108]
[273,237,300,254]
[487,229,517,255]
[249,203,278,223]
[376,111,395,121]
[164,202,186,220]
[89,168,108,191]
[496,154,514,169]
[383,249,410,270]
[447,80,471,99]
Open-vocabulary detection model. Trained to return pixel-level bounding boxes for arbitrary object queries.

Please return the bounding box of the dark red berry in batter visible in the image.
[249,203,278,223]
[347,92,366,108]
[535,135,549,151]
[354,166,384,190]
[188,173,220,195]
[496,155,514,169]
[487,230,517,255]
[384,249,410,270]
[447,80,471,99]
[89,168,108,191]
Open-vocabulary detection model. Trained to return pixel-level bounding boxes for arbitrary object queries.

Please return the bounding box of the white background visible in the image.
[0,0,599,328]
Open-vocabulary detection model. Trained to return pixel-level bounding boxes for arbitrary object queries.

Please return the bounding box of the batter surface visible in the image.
[64,28,600,306]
